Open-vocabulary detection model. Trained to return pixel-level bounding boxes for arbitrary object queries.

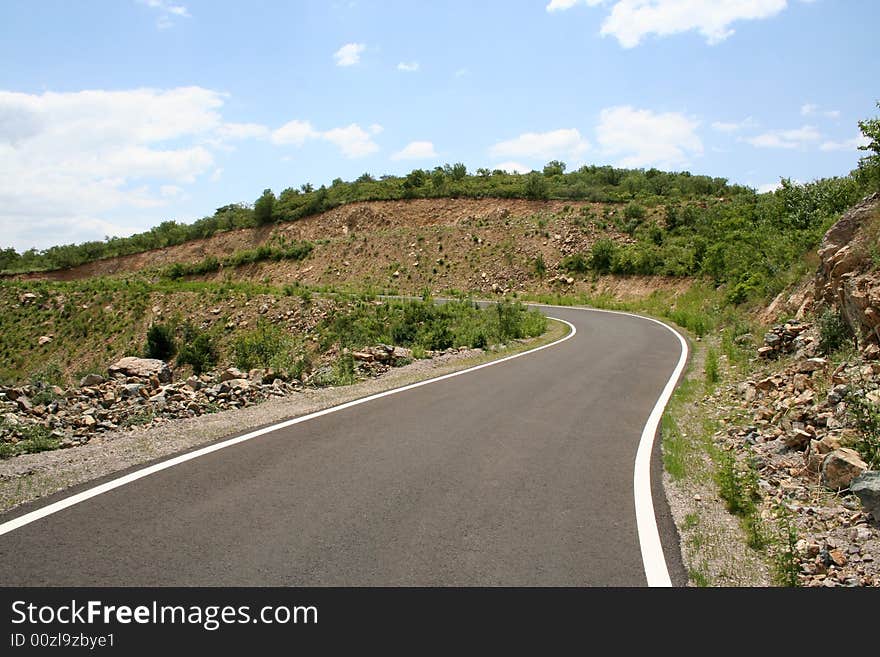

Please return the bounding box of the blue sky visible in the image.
[1,0,877,250]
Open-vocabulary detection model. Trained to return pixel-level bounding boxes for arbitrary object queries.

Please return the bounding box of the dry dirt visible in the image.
[17,198,691,301]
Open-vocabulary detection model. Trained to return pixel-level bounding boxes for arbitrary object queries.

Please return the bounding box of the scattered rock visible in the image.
[821,448,869,491]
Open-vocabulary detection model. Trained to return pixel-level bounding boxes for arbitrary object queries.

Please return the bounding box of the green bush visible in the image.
[590,239,616,274]
[560,253,589,274]
[233,320,297,371]
[817,308,855,354]
[177,325,218,375]
[144,323,177,361]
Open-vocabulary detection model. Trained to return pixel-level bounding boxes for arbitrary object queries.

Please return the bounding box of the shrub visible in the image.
[233,321,296,371]
[560,253,589,274]
[817,308,855,354]
[177,325,218,375]
[846,384,880,468]
[590,239,616,274]
[144,323,177,361]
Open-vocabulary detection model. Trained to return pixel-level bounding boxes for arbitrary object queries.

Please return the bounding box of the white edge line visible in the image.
[0,317,577,538]
[531,301,689,587]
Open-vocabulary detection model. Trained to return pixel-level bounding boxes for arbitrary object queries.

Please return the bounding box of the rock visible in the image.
[795,358,827,373]
[828,384,849,404]
[785,428,813,450]
[757,346,776,359]
[37,335,53,346]
[79,374,105,387]
[108,357,172,383]
[863,343,880,361]
[821,448,869,491]
[219,367,247,382]
[828,548,848,567]
[351,351,374,363]
[15,396,32,413]
[392,346,413,360]
[20,292,38,304]
[850,472,880,520]
[185,376,203,391]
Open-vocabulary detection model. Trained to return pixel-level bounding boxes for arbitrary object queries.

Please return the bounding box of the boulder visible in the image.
[821,448,868,490]
[79,374,105,387]
[850,472,880,520]
[37,335,53,346]
[219,367,247,382]
[108,357,172,383]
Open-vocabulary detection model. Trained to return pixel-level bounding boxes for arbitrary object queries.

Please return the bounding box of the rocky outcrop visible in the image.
[815,192,880,347]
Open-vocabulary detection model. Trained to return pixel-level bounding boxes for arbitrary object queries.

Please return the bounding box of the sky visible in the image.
[0,0,877,251]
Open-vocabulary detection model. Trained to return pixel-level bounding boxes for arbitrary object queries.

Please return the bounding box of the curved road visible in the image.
[0,305,688,586]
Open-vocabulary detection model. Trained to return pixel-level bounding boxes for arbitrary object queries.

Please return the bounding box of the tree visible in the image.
[254,188,276,225]
[524,172,548,200]
[543,160,566,177]
[857,101,880,189]
[450,162,467,181]
[431,168,447,192]
[403,169,426,196]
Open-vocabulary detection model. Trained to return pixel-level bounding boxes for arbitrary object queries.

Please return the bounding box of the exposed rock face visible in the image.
[108,357,173,383]
[815,192,880,346]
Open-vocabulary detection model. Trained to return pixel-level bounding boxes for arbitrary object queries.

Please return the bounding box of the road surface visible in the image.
[0,304,688,586]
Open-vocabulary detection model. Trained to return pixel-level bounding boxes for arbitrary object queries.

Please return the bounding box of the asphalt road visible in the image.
[0,305,688,586]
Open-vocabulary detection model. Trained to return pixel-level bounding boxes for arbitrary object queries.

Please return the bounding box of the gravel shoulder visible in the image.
[0,320,569,515]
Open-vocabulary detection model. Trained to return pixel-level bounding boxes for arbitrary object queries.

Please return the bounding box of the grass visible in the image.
[0,419,59,459]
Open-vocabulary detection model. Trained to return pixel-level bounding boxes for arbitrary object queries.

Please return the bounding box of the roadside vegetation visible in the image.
[0,277,545,388]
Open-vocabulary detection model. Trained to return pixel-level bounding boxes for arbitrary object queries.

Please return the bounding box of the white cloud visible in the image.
[564,0,788,48]
[397,61,420,72]
[745,125,821,149]
[334,43,366,66]
[489,128,590,162]
[214,122,270,140]
[546,0,605,12]
[391,141,438,161]
[323,124,380,158]
[271,120,380,158]
[801,102,841,119]
[271,120,320,146]
[596,105,702,167]
[493,161,532,174]
[711,116,757,133]
[0,86,235,249]
[138,0,191,29]
[819,135,870,152]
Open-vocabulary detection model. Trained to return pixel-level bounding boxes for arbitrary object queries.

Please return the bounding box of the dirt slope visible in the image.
[19,198,690,300]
